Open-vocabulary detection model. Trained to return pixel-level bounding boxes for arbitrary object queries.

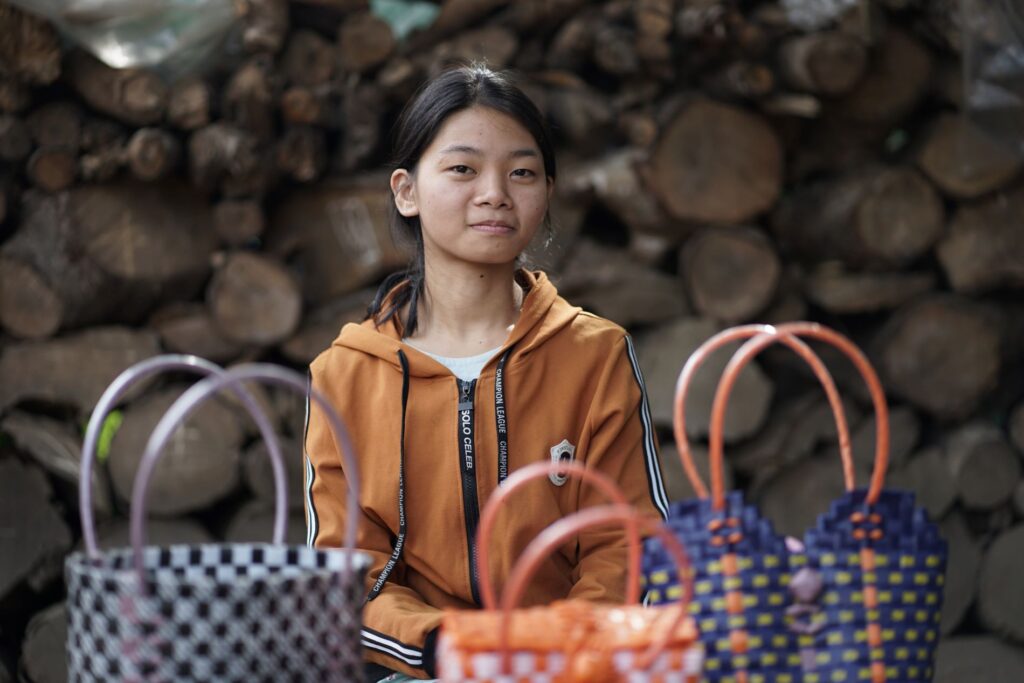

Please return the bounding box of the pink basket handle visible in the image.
[673,324,854,502]
[499,505,694,674]
[130,363,361,578]
[476,460,640,609]
[80,354,286,558]
[709,322,889,510]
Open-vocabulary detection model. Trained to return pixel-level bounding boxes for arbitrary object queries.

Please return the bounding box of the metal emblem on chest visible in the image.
[548,439,576,486]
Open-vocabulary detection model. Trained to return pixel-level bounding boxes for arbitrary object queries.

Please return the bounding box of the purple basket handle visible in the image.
[131,363,360,576]
[80,355,286,558]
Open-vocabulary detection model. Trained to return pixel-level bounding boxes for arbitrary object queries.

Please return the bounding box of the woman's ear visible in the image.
[546,176,555,201]
[391,169,419,217]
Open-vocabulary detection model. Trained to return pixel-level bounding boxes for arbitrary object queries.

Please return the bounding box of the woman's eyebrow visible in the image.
[437,145,539,159]
[439,144,481,155]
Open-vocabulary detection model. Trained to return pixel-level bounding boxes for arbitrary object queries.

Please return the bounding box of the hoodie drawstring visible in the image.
[366,345,515,602]
[365,349,411,603]
[494,346,514,484]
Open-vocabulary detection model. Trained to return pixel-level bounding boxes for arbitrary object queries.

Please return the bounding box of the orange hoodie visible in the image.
[303,270,669,678]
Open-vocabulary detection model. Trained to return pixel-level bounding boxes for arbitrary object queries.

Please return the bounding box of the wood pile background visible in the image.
[1,0,1023,680]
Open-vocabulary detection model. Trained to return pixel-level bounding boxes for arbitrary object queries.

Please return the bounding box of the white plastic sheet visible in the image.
[963,0,1024,154]
[7,0,240,75]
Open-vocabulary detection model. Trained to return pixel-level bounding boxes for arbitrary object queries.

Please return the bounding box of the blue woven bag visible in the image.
[641,323,947,683]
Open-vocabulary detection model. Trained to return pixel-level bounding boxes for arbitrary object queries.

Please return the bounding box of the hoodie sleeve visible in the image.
[568,334,670,603]
[304,365,443,679]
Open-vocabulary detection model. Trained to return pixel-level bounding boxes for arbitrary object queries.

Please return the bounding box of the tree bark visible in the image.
[26,101,82,149]
[25,146,76,192]
[126,128,180,181]
[207,252,303,346]
[243,436,305,511]
[0,256,61,339]
[1,183,215,333]
[276,126,327,182]
[648,98,782,224]
[0,77,32,113]
[338,12,395,72]
[283,30,337,86]
[167,77,211,130]
[67,53,167,126]
[636,317,772,435]
[20,603,66,683]
[280,85,331,126]
[945,423,1022,510]
[778,31,868,95]
[222,56,277,141]
[0,4,61,85]
[934,637,1024,682]
[978,525,1024,643]
[828,27,932,125]
[242,0,290,54]
[224,500,306,544]
[876,296,1001,420]
[187,123,261,193]
[804,265,936,314]
[266,175,409,304]
[557,238,689,327]
[1,410,114,518]
[937,186,1024,293]
[107,386,244,516]
[0,461,71,601]
[213,198,266,247]
[938,514,982,635]
[0,114,31,163]
[0,327,160,415]
[772,166,945,267]
[917,113,1023,200]
[681,226,781,322]
[149,302,244,365]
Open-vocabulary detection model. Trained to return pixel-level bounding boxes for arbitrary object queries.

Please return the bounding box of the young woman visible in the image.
[304,64,670,682]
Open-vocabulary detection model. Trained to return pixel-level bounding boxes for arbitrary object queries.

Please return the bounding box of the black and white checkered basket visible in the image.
[66,358,371,682]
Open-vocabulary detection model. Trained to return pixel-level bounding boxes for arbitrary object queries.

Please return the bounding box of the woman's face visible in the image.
[391,106,553,268]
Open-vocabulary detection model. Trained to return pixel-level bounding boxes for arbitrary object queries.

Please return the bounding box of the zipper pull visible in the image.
[458,379,474,412]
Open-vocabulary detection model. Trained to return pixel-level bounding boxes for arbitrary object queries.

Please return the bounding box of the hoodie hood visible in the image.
[333,270,580,377]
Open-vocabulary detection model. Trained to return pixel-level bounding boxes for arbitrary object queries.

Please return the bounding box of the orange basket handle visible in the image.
[708,323,889,511]
[476,460,640,609]
[673,324,854,501]
[499,505,694,674]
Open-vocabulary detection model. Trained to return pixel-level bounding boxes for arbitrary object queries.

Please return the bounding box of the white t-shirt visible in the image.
[403,342,502,381]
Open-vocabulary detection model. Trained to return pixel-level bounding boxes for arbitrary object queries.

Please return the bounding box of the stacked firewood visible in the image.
[1,0,1023,680]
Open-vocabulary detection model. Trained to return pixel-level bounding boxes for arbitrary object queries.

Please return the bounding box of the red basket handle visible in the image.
[673,324,854,501]
[499,505,694,674]
[476,460,640,609]
[708,323,889,510]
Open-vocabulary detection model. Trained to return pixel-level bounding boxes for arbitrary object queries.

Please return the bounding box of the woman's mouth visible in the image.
[470,221,515,234]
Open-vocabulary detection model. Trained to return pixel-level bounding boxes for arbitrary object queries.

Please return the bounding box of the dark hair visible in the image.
[367,63,557,335]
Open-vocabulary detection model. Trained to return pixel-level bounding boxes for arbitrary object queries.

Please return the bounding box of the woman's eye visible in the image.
[511,168,536,178]
[450,165,472,174]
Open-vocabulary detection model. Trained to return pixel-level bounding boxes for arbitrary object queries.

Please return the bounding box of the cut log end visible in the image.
[208,252,302,346]
[126,128,181,181]
[978,525,1024,642]
[649,99,782,224]
[918,113,1023,200]
[879,297,1001,419]
[0,258,62,339]
[946,423,1022,510]
[681,226,781,323]
[26,147,76,192]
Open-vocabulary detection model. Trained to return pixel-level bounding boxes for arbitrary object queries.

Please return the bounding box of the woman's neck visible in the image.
[406,259,523,357]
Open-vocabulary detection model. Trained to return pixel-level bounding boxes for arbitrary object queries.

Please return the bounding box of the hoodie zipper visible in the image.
[456,378,483,605]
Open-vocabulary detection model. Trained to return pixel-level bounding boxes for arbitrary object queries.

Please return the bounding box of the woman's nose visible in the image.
[475,172,512,207]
